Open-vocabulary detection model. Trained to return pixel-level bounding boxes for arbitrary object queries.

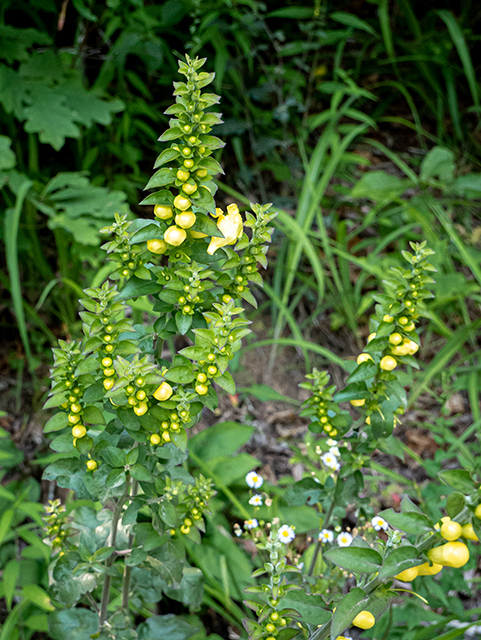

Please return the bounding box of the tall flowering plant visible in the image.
[235,243,479,640]
[42,55,276,638]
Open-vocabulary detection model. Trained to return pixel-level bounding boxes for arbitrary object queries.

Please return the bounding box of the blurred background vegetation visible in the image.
[1,1,481,638]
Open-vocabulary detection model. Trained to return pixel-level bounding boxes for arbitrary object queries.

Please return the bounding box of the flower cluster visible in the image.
[299,369,350,439]
[346,242,436,436]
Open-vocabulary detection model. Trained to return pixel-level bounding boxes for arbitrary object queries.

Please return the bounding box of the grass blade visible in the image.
[437,10,480,110]
[4,179,34,371]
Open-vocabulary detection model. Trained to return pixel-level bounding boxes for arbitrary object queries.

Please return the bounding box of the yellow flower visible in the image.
[207,204,243,255]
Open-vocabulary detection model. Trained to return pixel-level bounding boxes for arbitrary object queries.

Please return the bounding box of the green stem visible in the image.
[99,476,131,629]
[308,477,340,577]
[122,479,139,610]
[189,450,251,520]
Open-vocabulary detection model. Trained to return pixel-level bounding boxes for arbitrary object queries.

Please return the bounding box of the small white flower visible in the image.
[371,516,388,531]
[326,438,338,447]
[329,446,340,457]
[337,531,353,547]
[234,525,242,537]
[278,524,296,543]
[319,529,334,543]
[249,494,263,506]
[244,518,259,530]
[246,471,263,489]
[321,452,340,471]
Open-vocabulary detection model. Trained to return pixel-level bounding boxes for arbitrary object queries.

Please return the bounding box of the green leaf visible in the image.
[82,405,105,425]
[377,546,420,580]
[0,135,16,169]
[159,501,177,527]
[438,469,473,493]
[192,186,215,214]
[175,311,192,335]
[164,365,194,384]
[74,355,99,375]
[324,546,382,573]
[284,478,322,506]
[267,7,314,18]
[333,381,369,403]
[3,560,19,609]
[278,590,330,626]
[346,361,378,383]
[48,608,98,640]
[378,508,432,534]
[44,412,68,433]
[130,464,153,483]
[330,11,378,36]
[145,167,175,190]
[350,171,411,203]
[137,614,197,640]
[117,276,161,301]
[420,146,455,184]
[23,585,55,611]
[189,422,254,460]
[215,371,236,395]
[447,492,466,518]
[164,567,204,610]
[330,587,369,639]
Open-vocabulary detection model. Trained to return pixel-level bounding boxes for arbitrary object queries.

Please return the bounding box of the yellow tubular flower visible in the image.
[207,204,243,255]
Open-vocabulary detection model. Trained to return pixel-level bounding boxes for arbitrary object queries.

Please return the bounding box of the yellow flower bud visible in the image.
[153,381,173,402]
[147,239,168,254]
[164,226,187,247]
[153,204,173,220]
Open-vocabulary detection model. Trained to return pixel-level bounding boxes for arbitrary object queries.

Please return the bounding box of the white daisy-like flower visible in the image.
[246,471,264,489]
[326,438,338,447]
[244,518,259,530]
[371,516,388,531]
[319,529,334,543]
[278,524,296,543]
[329,446,340,457]
[249,494,263,506]
[233,525,242,537]
[321,452,340,471]
[337,531,353,547]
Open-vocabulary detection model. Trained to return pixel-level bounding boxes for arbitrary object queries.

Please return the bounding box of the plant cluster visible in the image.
[40,55,277,638]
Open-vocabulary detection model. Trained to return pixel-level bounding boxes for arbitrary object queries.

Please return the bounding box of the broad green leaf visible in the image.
[0,135,15,169]
[3,560,19,609]
[215,371,236,395]
[137,614,197,640]
[279,590,330,626]
[130,464,153,482]
[175,311,192,335]
[350,171,411,203]
[447,492,466,518]
[438,469,473,493]
[377,546,420,580]
[330,587,369,639]
[164,365,194,384]
[189,422,254,460]
[44,412,68,433]
[22,585,54,611]
[378,508,432,534]
[48,608,98,640]
[324,546,382,574]
[420,146,455,184]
